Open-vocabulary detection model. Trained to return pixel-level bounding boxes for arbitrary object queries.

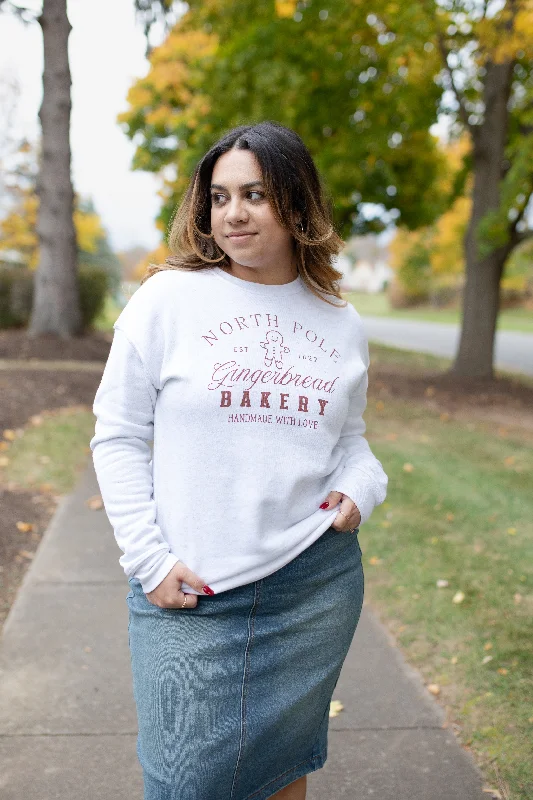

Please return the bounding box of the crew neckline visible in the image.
[212,266,305,296]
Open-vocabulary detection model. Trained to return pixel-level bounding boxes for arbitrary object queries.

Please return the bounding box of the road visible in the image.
[360,315,533,377]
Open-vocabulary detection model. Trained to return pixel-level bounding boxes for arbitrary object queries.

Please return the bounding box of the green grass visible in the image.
[1,407,96,495]
[343,290,533,334]
[367,340,533,389]
[360,393,533,799]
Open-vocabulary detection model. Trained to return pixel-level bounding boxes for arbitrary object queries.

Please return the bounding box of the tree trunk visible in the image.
[451,59,514,379]
[29,0,82,337]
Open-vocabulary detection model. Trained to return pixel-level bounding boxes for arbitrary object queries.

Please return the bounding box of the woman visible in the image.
[90,120,388,800]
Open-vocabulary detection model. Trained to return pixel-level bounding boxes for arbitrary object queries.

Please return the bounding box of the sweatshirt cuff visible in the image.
[137,552,181,594]
[331,475,375,527]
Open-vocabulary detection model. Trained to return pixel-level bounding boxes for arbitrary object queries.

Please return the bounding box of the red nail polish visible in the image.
[203,585,215,595]
[319,502,329,509]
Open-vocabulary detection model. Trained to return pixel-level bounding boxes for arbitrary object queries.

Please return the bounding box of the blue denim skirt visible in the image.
[126,525,364,800]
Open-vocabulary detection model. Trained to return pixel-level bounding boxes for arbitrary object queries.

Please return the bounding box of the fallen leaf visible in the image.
[514,593,522,604]
[329,699,344,718]
[430,536,439,544]
[403,462,414,472]
[446,512,454,521]
[503,455,515,466]
[452,591,465,604]
[30,415,43,426]
[436,579,449,588]
[507,527,517,536]
[482,655,493,665]
[0,441,9,451]
[18,550,35,560]
[439,412,450,421]
[375,400,385,411]
[424,386,436,397]
[384,432,398,440]
[0,456,9,467]
[368,556,382,565]
[482,789,502,799]
[483,642,493,651]
[427,684,440,695]
[450,656,458,664]
[3,429,16,441]
[16,521,34,533]
[497,668,508,675]
[87,495,103,510]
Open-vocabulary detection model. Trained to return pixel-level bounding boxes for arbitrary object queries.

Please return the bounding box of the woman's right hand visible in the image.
[145,561,214,609]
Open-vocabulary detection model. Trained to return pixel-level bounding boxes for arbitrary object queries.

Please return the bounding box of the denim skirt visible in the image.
[126,525,364,800]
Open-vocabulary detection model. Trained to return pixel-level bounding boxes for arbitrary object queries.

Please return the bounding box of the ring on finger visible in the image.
[336,509,355,533]
[180,594,188,609]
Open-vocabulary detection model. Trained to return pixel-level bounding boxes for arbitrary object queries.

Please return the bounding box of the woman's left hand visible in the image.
[320,490,361,532]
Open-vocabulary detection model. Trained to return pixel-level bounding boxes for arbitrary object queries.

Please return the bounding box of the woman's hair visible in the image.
[140,120,348,307]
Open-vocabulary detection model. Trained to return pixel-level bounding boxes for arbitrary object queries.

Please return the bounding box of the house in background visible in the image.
[334,232,394,293]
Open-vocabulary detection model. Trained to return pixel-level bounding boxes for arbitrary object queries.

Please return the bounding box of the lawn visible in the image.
[360,391,533,799]
[343,290,533,335]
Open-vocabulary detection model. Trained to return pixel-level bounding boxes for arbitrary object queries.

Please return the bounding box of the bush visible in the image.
[0,264,109,330]
[428,282,462,309]
[387,277,428,309]
[78,264,110,328]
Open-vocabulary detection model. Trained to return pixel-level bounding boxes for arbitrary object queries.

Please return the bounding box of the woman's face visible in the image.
[209,148,297,279]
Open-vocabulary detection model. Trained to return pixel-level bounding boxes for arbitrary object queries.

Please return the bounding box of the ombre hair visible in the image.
[141,120,348,307]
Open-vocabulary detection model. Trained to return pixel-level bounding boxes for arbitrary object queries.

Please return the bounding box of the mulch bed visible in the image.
[1,328,532,631]
[0,327,112,362]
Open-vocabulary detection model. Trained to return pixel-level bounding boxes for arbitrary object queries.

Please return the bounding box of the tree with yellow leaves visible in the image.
[0,138,121,296]
[119,0,533,377]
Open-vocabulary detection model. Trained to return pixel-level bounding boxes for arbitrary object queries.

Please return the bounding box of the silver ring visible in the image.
[180,594,188,609]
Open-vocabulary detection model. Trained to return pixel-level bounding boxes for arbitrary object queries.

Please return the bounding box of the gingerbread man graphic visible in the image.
[260,330,290,369]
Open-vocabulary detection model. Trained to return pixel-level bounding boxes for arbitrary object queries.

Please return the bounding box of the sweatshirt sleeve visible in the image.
[331,331,388,526]
[89,325,179,593]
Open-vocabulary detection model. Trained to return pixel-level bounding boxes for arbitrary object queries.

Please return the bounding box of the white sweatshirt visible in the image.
[89,266,388,595]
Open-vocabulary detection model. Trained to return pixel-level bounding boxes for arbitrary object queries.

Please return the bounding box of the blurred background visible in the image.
[0,2,531,798]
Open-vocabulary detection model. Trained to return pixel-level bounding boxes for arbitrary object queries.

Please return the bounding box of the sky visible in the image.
[0,0,451,253]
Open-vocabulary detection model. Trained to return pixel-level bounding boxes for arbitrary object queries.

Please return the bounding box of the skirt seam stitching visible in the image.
[229,580,261,799]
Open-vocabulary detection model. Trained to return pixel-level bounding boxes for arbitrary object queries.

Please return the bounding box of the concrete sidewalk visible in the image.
[0,461,488,799]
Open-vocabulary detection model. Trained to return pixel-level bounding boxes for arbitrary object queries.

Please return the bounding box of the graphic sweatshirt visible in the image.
[89,266,388,595]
